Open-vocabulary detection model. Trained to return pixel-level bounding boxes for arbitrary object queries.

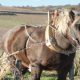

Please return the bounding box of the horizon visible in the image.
[0,0,80,7]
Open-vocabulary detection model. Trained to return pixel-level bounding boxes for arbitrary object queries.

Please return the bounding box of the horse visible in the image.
[0,9,80,80]
[25,9,80,80]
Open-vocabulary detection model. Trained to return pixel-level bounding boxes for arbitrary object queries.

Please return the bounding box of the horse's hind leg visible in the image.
[29,64,42,80]
[13,59,23,80]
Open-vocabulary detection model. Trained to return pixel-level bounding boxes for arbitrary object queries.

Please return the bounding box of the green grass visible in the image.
[5,71,57,80]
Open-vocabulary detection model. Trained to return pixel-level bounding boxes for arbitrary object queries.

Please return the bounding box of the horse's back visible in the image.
[2,25,26,53]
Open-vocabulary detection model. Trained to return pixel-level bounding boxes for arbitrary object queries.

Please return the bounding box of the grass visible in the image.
[0,13,47,39]
[0,14,47,28]
[5,71,57,80]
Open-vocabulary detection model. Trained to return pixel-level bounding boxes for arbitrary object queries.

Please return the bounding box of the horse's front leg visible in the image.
[57,68,69,80]
[29,64,42,80]
[69,64,74,80]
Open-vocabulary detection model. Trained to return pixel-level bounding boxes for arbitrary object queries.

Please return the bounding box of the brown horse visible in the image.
[25,9,80,80]
[0,9,80,80]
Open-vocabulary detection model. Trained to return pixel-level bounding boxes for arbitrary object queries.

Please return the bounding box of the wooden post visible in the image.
[48,11,50,26]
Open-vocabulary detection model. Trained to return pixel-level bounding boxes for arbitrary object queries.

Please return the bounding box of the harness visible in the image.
[24,11,78,56]
[46,25,77,54]
[25,24,77,56]
[45,25,62,52]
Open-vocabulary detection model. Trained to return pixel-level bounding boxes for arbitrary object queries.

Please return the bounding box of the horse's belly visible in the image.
[41,63,60,70]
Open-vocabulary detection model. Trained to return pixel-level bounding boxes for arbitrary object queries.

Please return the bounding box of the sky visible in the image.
[0,0,80,7]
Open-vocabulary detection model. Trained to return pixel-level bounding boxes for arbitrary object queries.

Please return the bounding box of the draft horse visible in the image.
[1,9,80,80]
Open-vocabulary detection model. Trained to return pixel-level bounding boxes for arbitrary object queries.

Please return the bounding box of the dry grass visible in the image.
[0,13,47,40]
[0,14,47,28]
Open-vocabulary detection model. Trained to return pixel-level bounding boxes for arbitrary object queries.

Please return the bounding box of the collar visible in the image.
[45,25,62,52]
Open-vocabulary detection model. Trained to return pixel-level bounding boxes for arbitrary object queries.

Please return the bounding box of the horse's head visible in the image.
[51,9,80,50]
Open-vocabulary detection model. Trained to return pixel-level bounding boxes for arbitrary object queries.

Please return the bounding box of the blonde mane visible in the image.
[48,9,77,49]
[51,9,75,35]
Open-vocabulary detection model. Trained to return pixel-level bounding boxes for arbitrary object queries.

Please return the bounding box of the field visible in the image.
[0,13,47,40]
[0,6,80,80]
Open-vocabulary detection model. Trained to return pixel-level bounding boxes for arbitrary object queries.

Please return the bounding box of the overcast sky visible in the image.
[0,0,80,6]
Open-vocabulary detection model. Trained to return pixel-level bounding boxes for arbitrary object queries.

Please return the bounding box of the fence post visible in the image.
[48,11,50,26]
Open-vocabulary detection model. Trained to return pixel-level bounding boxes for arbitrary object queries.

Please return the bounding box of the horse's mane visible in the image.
[50,9,76,49]
[51,9,75,34]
